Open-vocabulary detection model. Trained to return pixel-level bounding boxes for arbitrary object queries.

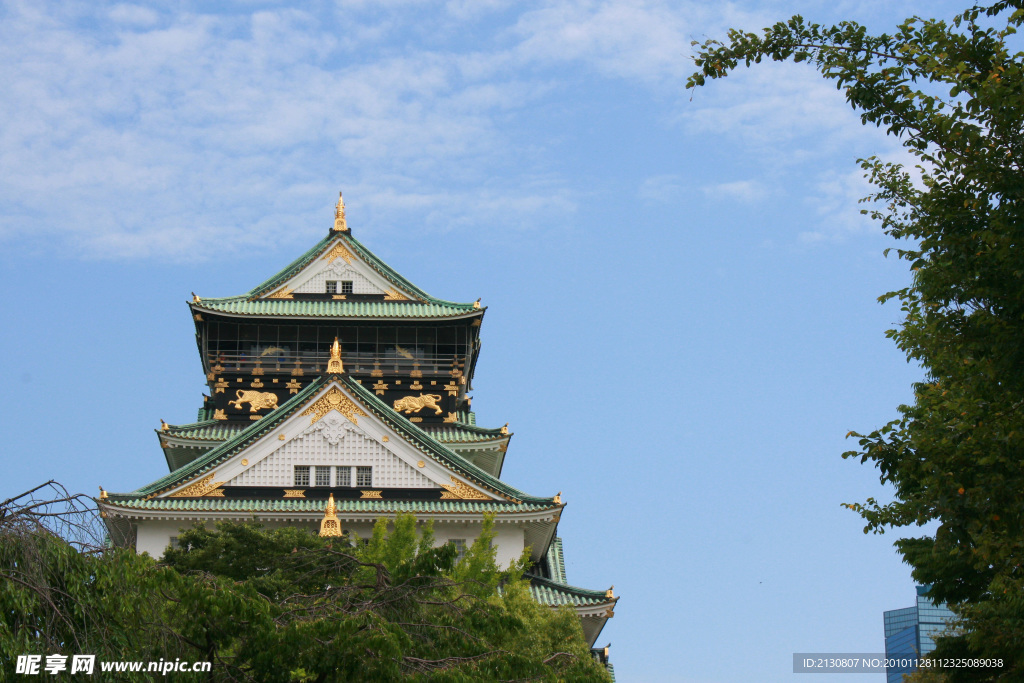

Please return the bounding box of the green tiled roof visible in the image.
[105,497,553,514]
[545,537,567,584]
[194,231,481,317]
[118,375,554,506]
[193,298,478,319]
[164,420,503,446]
[427,423,507,443]
[527,575,613,607]
[245,232,335,299]
[163,421,242,442]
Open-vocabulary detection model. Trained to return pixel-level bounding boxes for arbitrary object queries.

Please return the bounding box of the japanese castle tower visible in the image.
[99,193,617,649]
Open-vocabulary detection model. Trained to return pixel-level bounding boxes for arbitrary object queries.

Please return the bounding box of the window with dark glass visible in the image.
[336,466,351,487]
[294,465,310,487]
[340,280,353,294]
[326,281,338,294]
[356,466,372,487]
[315,466,331,487]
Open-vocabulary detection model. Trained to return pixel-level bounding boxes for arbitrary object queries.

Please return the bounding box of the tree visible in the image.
[689,3,1024,679]
[1,485,608,682]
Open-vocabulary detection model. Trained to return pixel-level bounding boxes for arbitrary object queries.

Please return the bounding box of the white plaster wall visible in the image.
[135,520,196,558]
[134,518,527,568]
[433,522,526,569]
[228,420,438,488]
[293,261,383,295]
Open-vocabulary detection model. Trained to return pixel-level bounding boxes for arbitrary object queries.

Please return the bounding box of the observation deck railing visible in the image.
[207,351,464,377]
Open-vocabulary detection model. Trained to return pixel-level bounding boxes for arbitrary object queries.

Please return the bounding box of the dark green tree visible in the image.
[689,3,1024,679]
[1,485,608,682]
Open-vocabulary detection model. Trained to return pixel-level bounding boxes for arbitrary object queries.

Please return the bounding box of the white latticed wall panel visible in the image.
[228,414,438,488]
[294,262,382,295]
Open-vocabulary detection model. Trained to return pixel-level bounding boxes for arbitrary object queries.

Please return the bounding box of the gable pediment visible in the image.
[261,237,415,301]
[160,381,497,500]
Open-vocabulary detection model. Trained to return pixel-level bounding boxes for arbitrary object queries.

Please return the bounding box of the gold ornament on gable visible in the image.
[439,477,489,500]
[170,473,225,498]
[302,387,366,424]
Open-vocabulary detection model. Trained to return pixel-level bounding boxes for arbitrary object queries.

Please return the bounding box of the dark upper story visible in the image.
[189,194,485,426]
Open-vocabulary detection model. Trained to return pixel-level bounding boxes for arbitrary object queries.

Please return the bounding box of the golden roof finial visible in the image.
[98,486,108,500]
[605,585,615,599]
[319,493,342,537]
[554,491,562,504]
[473,298,481,309]
[160,419,170,431]
[332,191,349,233]
[327,337,344,374]
[500,423,509,435]
[192,292,201,303]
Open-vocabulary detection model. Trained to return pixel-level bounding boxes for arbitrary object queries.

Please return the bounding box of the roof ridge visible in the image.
[341,376,549,504]
[525,573,614,599]
[122,378,329,497]
[245,232,336,299]
[343,234,476,307]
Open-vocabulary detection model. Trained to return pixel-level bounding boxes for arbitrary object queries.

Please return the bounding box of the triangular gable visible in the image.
[128,375,548,505]
[258,236,418,301]
[221,385,462,492]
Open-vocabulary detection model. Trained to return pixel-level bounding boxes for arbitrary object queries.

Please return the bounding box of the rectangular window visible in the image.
[340,280,353,294]
[449,539,467,562]
[336,466,351,487]
[169,536,180,550]
[356,466,372,487]
[326,281,338,294]
[315,466,331,487]
[294,465,310,487]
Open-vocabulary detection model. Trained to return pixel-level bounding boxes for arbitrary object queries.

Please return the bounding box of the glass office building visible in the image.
[883,585,955,683]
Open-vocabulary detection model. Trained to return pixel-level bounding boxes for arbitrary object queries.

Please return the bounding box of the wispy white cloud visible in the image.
[0,0,904,261]
[702,179,767,202]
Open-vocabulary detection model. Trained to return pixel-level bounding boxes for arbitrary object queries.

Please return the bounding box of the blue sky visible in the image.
[0,1,970,680]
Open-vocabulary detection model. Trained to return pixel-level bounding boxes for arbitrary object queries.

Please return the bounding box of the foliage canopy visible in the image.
[1,485,608,682]
[690,3,1024,679]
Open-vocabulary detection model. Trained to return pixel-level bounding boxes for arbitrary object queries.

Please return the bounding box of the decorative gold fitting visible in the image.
[500,423,509,435]
[605,586,615,599]
[473,298,481,309]
[98,486,108,500]
[327,337,344,373]
[554,491,562,504]
[194,314,203,321]
[319,493,343,536]
[417,460,425,468]
[192,292,201,302]
[332,191,349,233]
[213,409,227,421]
[439,476,489,500]
[444,412,457,423]
[302,387,365,424]
[160,419,169,432]
[170,473,224,498]
[360,490,383,499]
[284,489,305,498]
[323,242,354,264]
